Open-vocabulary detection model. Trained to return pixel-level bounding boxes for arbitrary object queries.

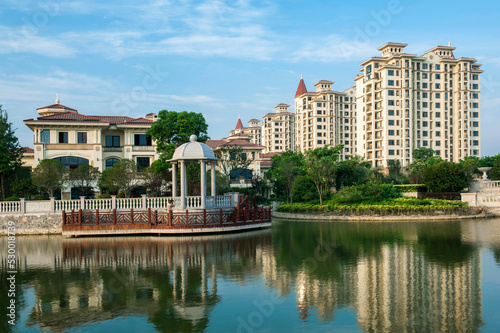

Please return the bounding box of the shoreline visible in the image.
[271,211,494,222]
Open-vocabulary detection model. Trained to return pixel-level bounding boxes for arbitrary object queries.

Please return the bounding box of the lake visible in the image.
[2,218,500,332]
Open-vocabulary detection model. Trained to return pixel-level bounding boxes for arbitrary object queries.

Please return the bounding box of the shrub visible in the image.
[117,191,126,198]
[4,196,19,201]
[97,193,112,199]
[332,182,401,204]
[34,195,45,200]
[394,184,428,193]
[423,161,468,192]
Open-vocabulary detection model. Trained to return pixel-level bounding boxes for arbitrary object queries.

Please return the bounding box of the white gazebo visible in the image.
[168,135,221,209]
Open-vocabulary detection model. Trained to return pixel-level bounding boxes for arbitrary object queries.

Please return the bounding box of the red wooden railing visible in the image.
[62,206,271,232]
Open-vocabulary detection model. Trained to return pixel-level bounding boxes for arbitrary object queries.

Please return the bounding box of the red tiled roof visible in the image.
[206,139,265,149]
[23,147,34,154]
[229,133,251,137]
[36,103,78,112]
[120,117,153,125]
[30,111,105,122]
[260,152,281,159]
[260,161,272,167]
[295,77,308,97]
[91,116,133,124]
[248,119,260,122]
[145,112,157,116]
[235,118,244,130]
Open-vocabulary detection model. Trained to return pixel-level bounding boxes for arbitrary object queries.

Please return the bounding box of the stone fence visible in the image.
[0,193,240,215]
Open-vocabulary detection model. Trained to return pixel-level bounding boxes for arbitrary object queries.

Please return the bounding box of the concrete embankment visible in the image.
[0,214,62,235]
[272,211,492,222]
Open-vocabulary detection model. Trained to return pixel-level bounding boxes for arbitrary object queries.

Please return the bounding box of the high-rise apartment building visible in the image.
[355,42,482,168]
[261,103,295,153]
[228,117,262,145]
[294,76,356,159]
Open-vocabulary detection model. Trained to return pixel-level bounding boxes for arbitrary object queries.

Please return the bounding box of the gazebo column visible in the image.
[172,162,177,197]
[211,162,216,197]
[180,160,186,209]
[200,160,206,209]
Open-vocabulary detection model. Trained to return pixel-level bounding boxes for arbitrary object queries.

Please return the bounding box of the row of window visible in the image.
[53,156,150,171]
[40,130,152,147]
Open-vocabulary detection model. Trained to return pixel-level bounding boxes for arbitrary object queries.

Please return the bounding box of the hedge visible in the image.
[394,184,428,193]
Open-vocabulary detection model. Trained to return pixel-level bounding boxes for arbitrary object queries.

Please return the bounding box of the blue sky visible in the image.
[1,0,499,156]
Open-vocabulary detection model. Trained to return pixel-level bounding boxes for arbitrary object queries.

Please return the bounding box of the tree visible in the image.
[412,147,435,161]
[489,156,500,180]
[32,159,68,197]
[147,110,209,162]
[304,145,342,205]
[460,156,480,184]
[98,159,138,197]
[422,161,468,192]
[0,106,23,200]
[335,156,371,190]
[269,151,304,206]
[407,159,426,184]
[142,166,168,197]
[68,164,100,198]
[216,145,252,178]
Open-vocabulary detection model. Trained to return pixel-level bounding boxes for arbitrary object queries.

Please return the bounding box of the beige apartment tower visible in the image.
[294,75,356,160]
[355,42,482,168]
[261,103,295,153]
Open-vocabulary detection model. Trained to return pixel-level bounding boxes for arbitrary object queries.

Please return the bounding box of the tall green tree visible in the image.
[305,145,342,205]
[32,159,68,197]
[422,161,468,192]
[335,156,371,190]
[0,106,23,200]
[216,145,252,177]
[489,156,500,180]
[146,110,209,163]
[412,147,435,161]
[68,164,100,198]
[98,159,138,197]
[269,151,304,206]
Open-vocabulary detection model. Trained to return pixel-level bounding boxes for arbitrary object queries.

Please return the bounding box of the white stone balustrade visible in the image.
[0,194,235,214]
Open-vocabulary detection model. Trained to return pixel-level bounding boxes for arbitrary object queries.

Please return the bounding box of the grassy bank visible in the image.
[277,197,479,216]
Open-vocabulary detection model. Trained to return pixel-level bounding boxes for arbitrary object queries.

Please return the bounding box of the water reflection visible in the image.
[2,218,500,332]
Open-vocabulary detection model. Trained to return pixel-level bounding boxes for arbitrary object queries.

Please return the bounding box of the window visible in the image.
[423,131,428,137]
[423,102,428,108]
[77,132,87,144]
[423,92,428,98]
[435,74,441,79]
[317,103,322,107]
[473,140,479,146]
[317,140,322,144]
[388,120,394,125]
[388,100,395,106]
[54,157,89,171]
[473,131,479,137]
[388,130,395,135]
[423,140,428,146]
[435,93,440,98]
[423,112,428,117]
[422,83,428,88]
[134,134,152,146]
[137,157,150,171]
[473,74,478,80]
[436,131,441,137]
[423,73,428,79]
[473,112,479,118]
[436,112,441,117]
[436,141,441,146]
[388,70,394,76]
[105,158,119,170]
[473,121,479,127]
[435,64,440,70]
[436,150,441,156]
[435,84,440,89]
[473,84,478,89]
[388,140,395,145]
[388,110,394,116]
[388,90,394,96]
[105,136,120,147]
[59,132,68,143]
[422,63,428,69]
[473,93,478,99]
[473,103,479,108]
[389,150,395,155]
[41,130,50,143]
[388,80,394,86]
[423,121,428,127]
[436,103,441,108]
[436,121,441,127]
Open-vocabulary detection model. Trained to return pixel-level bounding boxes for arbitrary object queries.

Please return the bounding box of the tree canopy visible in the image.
[32,159,68,197]
[0,106,23,200]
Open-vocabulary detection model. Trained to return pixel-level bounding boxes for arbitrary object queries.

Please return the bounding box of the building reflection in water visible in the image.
[2,219,500,332]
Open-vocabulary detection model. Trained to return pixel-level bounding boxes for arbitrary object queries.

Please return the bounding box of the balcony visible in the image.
[103,146,123,152]
[133,145,154,151]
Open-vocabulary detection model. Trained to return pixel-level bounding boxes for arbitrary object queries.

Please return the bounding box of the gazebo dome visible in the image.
[170,135,218,161]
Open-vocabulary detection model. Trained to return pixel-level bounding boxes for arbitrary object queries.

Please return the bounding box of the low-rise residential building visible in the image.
[23,99,159,172]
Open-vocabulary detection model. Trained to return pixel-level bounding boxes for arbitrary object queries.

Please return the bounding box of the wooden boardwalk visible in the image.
[62,206,272,237]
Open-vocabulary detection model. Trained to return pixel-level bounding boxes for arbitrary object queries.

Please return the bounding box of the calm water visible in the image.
[2,218,500,333]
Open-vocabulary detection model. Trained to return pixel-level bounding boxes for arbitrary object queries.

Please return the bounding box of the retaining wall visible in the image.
[0,213,62,235]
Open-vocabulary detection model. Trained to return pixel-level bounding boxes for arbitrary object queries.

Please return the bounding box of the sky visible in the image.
[1,0,499,156]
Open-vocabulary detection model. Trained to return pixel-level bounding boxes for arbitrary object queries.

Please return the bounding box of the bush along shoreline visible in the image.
[277,197,481,216]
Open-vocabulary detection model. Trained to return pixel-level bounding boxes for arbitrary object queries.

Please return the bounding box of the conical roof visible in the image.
[235,117,244,130]
[295,75,307,97]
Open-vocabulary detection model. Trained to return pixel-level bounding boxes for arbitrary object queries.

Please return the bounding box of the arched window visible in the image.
[54,157,89,171]
[105,158,119,170]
